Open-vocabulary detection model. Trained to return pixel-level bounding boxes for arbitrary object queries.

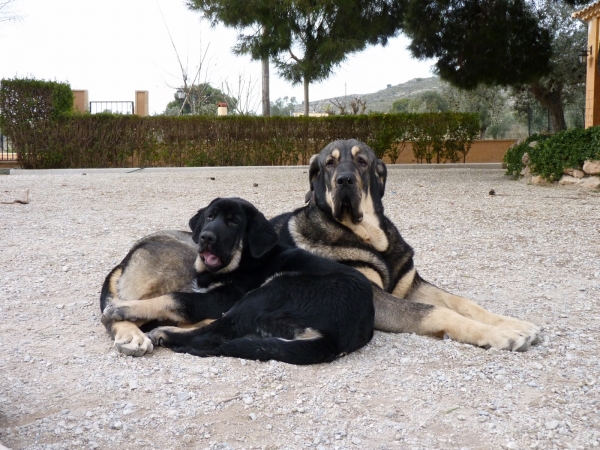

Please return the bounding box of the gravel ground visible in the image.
[1,167,599,450]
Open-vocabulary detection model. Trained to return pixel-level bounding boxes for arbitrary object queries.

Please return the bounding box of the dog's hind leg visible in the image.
[373,288,538,352]
[406,277,541,343]
[213,336,339,365]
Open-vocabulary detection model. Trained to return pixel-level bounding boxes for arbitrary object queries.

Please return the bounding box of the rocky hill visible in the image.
[294,76,443,114]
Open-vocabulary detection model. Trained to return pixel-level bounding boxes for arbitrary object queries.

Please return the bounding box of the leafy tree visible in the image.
[164,83,235,116]
[390,91,448,114]
[188,0,404,116]
[403,0,586,132]
[512,0,586,132]
[403,0,554,89]
[442,84,510,137]
[408,91,449,113]
[391,98,410,113]
[270,96,298,116]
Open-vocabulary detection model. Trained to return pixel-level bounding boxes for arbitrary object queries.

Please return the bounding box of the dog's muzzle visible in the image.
[199,231,223,270]
[332,170,363,224]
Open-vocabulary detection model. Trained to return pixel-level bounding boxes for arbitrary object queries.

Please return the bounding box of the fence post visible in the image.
[135,91,149,116]
[73,90,89,113]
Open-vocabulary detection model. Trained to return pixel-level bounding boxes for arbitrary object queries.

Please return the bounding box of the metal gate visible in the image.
[89,101,134,115]
[0,130,15,162]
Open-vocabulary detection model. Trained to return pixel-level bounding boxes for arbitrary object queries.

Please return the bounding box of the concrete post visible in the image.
[73,90,89,113]
[135,91,149,116]
[217,102,228,116]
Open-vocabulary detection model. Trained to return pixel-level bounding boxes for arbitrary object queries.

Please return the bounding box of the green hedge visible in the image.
[504,128,600,180]
[0,80,479,170]
[0,77,74,168]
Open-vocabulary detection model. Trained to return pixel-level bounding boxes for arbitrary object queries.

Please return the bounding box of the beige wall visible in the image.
[383,139,517,164]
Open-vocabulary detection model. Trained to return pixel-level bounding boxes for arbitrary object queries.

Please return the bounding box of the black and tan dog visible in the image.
[270,139,541,351]
[100,197,374,364]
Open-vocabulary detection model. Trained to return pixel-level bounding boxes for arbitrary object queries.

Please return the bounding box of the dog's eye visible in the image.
[357,157,368,167]
[206,213,215,221]
[325,159,334,168]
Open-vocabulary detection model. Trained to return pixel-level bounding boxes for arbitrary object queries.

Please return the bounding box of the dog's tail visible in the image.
[99,265,123,313]
[193,335,341,365]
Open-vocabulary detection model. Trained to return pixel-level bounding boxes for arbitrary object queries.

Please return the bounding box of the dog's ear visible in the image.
[304,190,312,203]
[189,207,207,244]
[375,160,387,198]
[243,203,279,258]
[308,153,320,194]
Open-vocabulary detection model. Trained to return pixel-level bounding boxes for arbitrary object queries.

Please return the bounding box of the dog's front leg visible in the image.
[102,294,185,323]
[147,318,232,356]
[102,287,243,325]
[101,315,154,357]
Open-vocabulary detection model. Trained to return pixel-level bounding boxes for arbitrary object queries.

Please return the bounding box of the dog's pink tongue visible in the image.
[202,251,221,267]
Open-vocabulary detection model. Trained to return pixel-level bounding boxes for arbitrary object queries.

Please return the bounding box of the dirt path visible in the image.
[0,167,599,450]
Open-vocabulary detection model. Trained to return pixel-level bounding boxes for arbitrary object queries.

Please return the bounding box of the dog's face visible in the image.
[308,139,387,225]
[188,198,278,273]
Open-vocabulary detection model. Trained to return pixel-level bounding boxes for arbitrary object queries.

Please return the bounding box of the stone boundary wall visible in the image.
[559,160,600,189]
[521,150,600,190]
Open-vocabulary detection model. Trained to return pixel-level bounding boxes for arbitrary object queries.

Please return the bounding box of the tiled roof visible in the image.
[572,0,600,21]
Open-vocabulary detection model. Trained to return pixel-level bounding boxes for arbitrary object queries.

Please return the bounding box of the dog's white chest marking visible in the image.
[341,193,388,252]
[288,216,390,289]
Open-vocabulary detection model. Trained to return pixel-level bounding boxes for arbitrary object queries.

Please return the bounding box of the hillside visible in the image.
[294,76,443,114]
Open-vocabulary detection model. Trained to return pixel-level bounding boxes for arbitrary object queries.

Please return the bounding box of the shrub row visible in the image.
[504,128,600,180]
[1,78,479,169]
[2,113,480,170]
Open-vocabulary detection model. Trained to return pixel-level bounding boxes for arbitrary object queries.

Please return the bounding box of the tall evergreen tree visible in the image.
[403,0,553,90]
[187,0,404,116]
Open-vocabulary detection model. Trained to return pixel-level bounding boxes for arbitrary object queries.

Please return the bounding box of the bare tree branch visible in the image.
[155,0,214,115]
[0,0,21,24]
[220,73,260,115]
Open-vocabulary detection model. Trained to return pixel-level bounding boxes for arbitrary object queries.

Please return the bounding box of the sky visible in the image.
[0,0,435,115]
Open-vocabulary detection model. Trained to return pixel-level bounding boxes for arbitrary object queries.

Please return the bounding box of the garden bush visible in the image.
[504,128,600,180]
[0,77,73,169]
[503,134,551,178]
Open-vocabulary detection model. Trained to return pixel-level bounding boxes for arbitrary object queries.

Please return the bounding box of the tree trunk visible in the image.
[530,82,567,132]
[262,56,270,117]
[303,77,309,116]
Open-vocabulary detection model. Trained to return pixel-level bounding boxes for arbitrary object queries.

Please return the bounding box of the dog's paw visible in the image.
[497,317,542,347]
[480,326,536,352]
[146,326,178,347]
[114,327,153,357]
[103,304,139,322]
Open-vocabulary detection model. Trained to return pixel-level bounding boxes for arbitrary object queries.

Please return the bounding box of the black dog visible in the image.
[102,197,374,365]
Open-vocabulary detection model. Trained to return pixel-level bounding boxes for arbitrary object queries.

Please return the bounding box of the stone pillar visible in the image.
[135,91,149,116]
[73,90,89,113]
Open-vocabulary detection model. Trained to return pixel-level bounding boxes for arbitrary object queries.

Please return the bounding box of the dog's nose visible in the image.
[336,174,355,186]
[200,231,216,244]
